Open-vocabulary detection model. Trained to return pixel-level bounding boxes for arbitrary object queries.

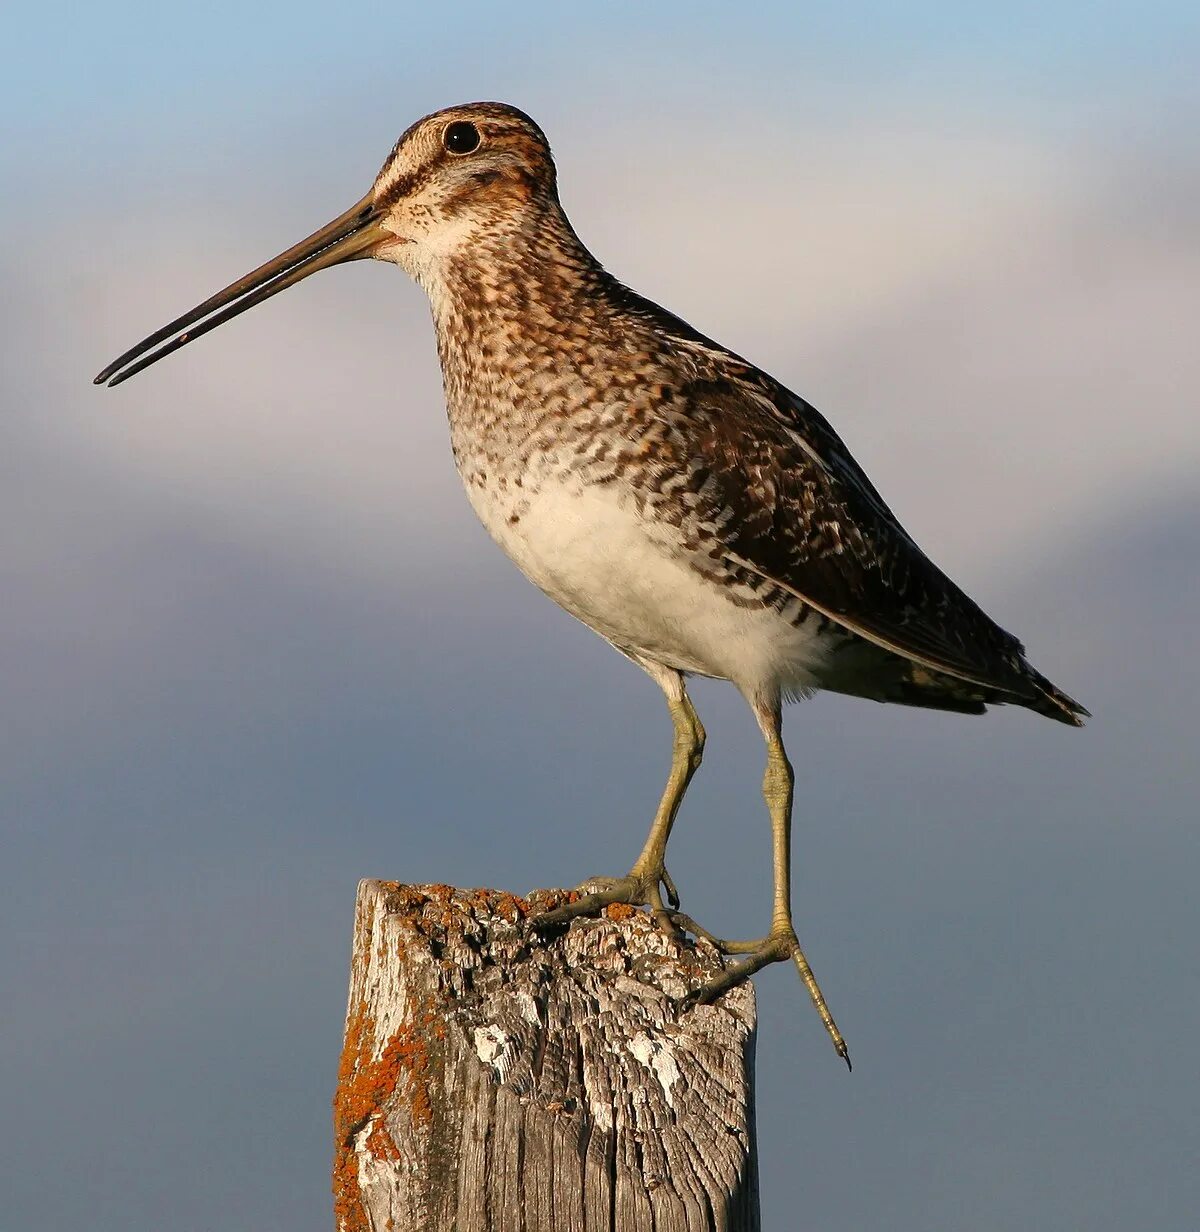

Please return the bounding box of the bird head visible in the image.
[371,103,559,275]
[94,102,560,387]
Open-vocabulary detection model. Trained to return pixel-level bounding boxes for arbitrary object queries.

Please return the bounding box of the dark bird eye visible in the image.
[443,121,481,155]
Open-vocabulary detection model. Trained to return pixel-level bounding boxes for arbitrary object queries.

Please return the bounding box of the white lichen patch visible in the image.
[584,1081,615,1133]
[513,989,543,1027]
[627,1031,682,1108]
[474,1023,517,1082]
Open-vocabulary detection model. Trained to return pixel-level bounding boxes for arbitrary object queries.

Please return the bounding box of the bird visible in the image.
[96,101,1087,1067]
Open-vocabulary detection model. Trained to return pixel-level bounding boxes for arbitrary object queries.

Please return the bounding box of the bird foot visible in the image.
[535,889,851,1069]
[682,925,852,1071]
[574,866,680,911]
[533,865,681,933]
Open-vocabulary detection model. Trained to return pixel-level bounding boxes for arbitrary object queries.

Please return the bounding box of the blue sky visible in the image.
[3,5,1199,1230]
[6,3,1197,166]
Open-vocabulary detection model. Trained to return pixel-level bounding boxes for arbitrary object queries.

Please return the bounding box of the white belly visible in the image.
[464,475,834,696]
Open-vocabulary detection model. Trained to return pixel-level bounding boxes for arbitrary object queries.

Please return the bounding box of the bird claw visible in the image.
[660,867,680,911]
[531,866,681,932]
[679,926,852,1071]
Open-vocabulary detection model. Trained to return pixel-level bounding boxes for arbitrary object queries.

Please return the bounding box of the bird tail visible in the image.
[1023,670,1090,727]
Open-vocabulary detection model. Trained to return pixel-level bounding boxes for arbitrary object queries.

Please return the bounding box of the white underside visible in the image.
[463,474,837,702]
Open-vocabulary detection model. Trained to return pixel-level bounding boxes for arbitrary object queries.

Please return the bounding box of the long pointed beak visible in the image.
[94,191,387,387]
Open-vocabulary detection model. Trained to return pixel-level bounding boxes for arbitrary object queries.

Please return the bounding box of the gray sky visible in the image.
[3,5,1198,1229]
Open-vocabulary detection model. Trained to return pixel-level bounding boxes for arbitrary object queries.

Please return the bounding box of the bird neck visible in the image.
[420,205,629,415]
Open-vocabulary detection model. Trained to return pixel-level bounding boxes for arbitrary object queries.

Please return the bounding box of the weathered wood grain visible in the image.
[333,880,759,1232]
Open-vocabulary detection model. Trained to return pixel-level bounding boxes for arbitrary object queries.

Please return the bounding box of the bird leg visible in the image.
[535,677,704,931]
[689,701,851,1070]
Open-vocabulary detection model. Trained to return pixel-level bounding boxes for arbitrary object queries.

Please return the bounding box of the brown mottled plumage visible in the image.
[96,102,1087,1066]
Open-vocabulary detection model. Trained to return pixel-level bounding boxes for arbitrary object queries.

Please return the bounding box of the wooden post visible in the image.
[333,880,759,1232]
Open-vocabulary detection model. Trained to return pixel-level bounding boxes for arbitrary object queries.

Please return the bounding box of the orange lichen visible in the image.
[332,1148,364,1232]
[334,884,562,1228]
[337,1016,436,1142]
[605,902,637,922]
[365,1116,401,1163]
[494,891,531,921]
[332,994,442,1231]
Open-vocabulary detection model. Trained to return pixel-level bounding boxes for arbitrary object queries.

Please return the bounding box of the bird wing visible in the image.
[674,367,1038,696]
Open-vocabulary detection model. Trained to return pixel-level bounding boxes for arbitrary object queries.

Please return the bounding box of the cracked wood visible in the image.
[333,881,760,1232]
